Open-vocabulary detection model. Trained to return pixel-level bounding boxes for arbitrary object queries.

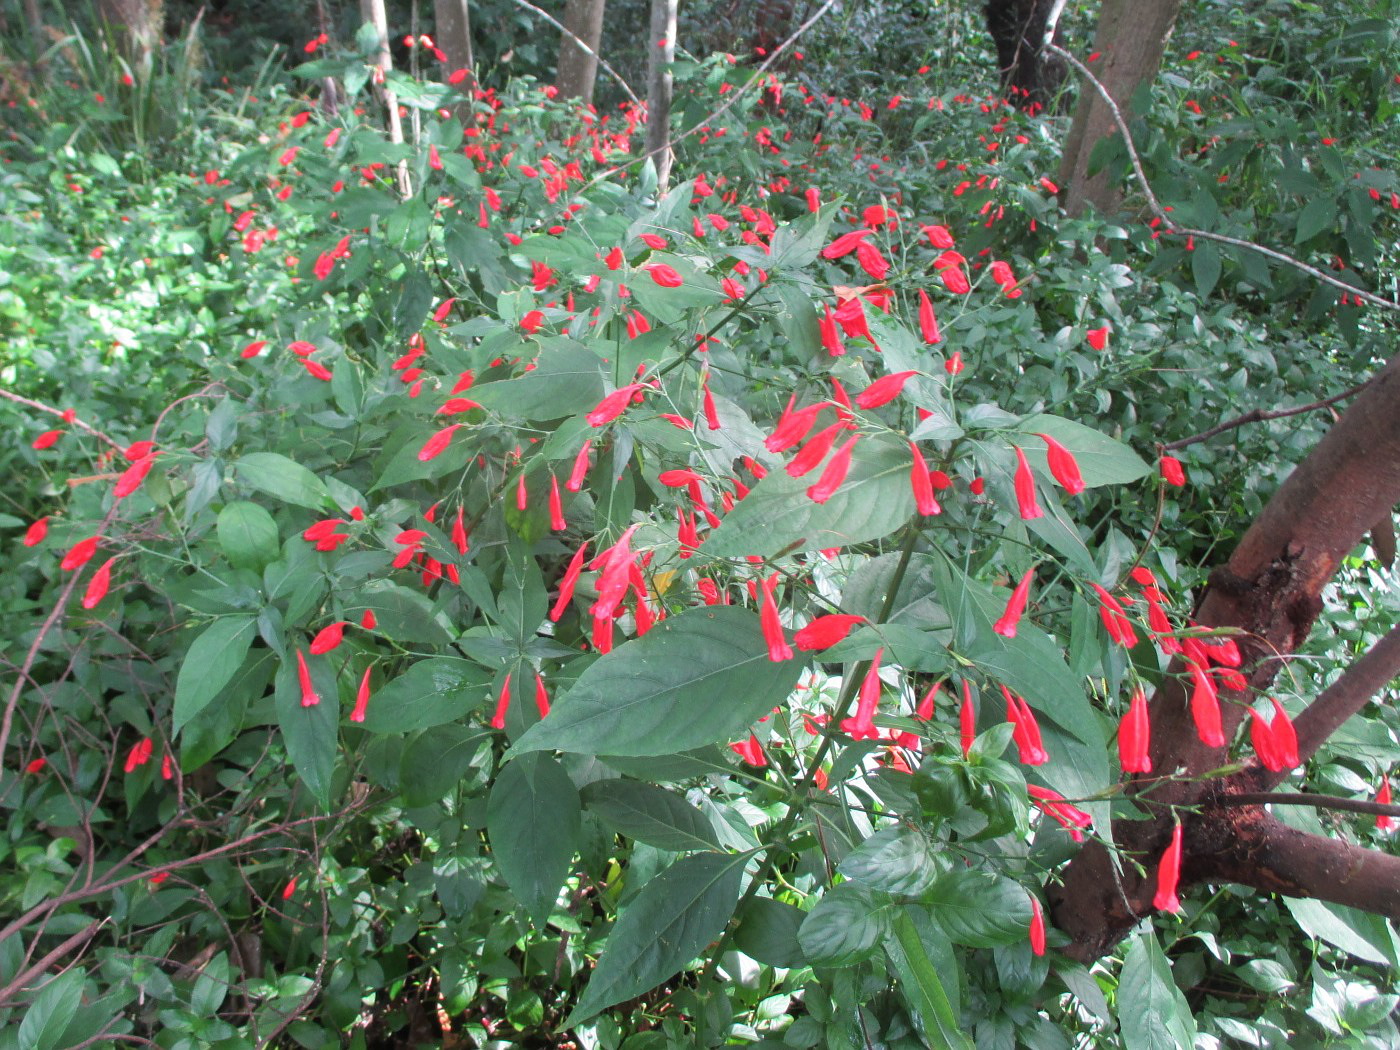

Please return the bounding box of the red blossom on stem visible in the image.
[1118,687,1152,774]
[490,673,512,729]
[840,648,885,740]
[1036,433,1084,495]
[807,434,859,504]
[1153,823,1184,913]
[295,649,319,707]
[1012,446,1043,520]
[959,679,977,758]
[759,574,793,662]
[993,568,1035,638]
[793,614,865,651]
[351,666,372,722]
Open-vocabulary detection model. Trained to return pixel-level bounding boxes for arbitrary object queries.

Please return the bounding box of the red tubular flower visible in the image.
[1153,823,1184,913]
[1119,687,1152,774]
[567,439,592,492]
[1091,584,1139,648]
[520,309,544,333]
[807,434,859,504]
[1160,455,1187,487]
[701,374,721,430]
[993,568,1035,638]
[914,680,940,721]
[1036,433,1084,495]
[917,289,942,344]
[805,187,821,212]
[1086,325,1110,351]
[592,525,641,621]
[1027,784,1092,841]
[124,737,154,773]
[759,574,793,662]
[301,359,333,382]
[81,556,116,610]
[787,422,847,477]
[1012,446,1043,520]
[451,507,470,554]
[23,517,49,547]
[822,229,871,259]
[309,621,347,655]
[1187,661,1225,747]
[349,666,372,722]
[1377,777,1394,832]
[418,424,463,462]
[490,673,512,729]
[1248,708,1285,771]
[856,370,918,409]
[676,509,700,557]
[820,306,845,356]
[534,674,551,718]
[549,474,567,530]
[588,383,645,426]
[959,679,977,758]
[61,535,101,572]
[840,648,885,740]
[909,443,942,516]
[241,340,267,359]
[296,649,320,707]
[854,240,889,281]
[935,250,970,294]
[1028,894,1046,956]
[282,876,298,900]
[1268,697,1299,769]
[1004,687,1048,765]
[922,224,956,249]
[646,263,684,287]
[730,733,768,766]
[765,397,827,453]
[549,541,589,622]
[794,614,864,651]
[32,429,63,450]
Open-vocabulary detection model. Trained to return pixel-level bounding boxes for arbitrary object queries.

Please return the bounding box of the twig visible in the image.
[1046,42,1400,313]
[500,0,641,107]
[1219,791,1400,819]
[1161,379,1370,450]
[0,919,106,1005]
[0,387,124,450]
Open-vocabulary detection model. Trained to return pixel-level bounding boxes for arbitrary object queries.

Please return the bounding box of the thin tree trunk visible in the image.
[1057,0,1182,216]
[96,0,162,77]
[644,0,678,191]
[556,0,606,106]
[360,0,411,197]
[1049,353,1400,961]
[433,0,474,88]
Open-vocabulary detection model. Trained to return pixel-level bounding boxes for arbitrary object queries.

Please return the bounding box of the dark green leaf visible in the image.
[354,657,489,733]
[487,753,581,925]
[400,725,490,807]
[734,896,808,968]
[920,869,1028,948]
[173,617,258,734]
[274,652,339,807]
[1021,415,1150,487]
[217,501,280,570]
[887,911,974,1050]
[1118,931,1196,1050]
[798,883,893,966]
[232,452,332,510]
[838,826,943,895]
[581,780,721,852]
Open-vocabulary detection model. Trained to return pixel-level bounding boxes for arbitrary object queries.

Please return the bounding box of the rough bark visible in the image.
[556,0,607,107]
[433,0,474,84]
[1050,354,1400,961]
[1057,0,1182,216]
[644,0,678,192]
[97,0,163,75]
[983,0,1068,113]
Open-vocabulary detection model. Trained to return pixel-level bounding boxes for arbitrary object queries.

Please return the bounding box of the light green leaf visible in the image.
[17,968,84,1050]
[510,606,806,758]
[1295,197,1338,244]
[581,780,721,852]
[1021,415,1151,487]
[567,851,746,1024]
[920,869,1029,948]
[232,452,332,510]
[703,435,916,558]
[798,883,893,966]
[217,501,280,570]
[1284,897,1400,966]
[1118,930,1196,1050]
[839,826,943,895]
[471,341,605,421]
[487,753,581,925]
[173,617,258,734]
[887,911,975,1050]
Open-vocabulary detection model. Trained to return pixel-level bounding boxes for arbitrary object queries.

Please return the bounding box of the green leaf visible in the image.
[232,452,332,510]
[1021,415,1150,487]
[920,869,1028,948]
[487,753,581,925]
[274,652,338,807]
[17,968,84,1050]
[798,883,893,966]
[1191,239,1222,299]
[703,435,916,558]
[216,501,280,570]
[838,826,943,895]
[173,617,258,734]
[567,851,747,1024]
[887,911,975,1050]
[471,341,605,421]
[734,896,807,968]
[400,725,490,807]
[1284,897,1400,966]
[1295,197,1338,244]
[353,657,490,733]
[581,780,721,852]
[357,579,454,647]
[510,606,806,757]
[1118,930,1196,1050]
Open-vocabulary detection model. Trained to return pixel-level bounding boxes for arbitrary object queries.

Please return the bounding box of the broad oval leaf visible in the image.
[510,606,806,758]
[232,452,332,510]
[1118,931,1197,1050]
[734,896,807,968]
[838,826,944,896]
[217,501,280,570]
[274,652,339,807]
[354,657,490,733]
[920,868,1028,948]
[703,435,916,559]
[400,725,490,807]
[1021,415,1150,487]
[566,851,747,1025]
[173,616,258,734]
[798,883,892,966]
[487,753,581,925]
[581,780,721,852]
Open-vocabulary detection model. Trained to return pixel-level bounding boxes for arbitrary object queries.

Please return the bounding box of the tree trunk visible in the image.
[360,0,411,197]
[752,0,794,67]
[433,0,474,85]
[556,0,606,107]
[1057,0,1182,216]
[983,0,1068,113]
[96,0,163,77]
[1049,354,1400,961]
[644,0,678,192]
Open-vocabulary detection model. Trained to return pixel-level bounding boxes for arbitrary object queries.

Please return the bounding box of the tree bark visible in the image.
[1057,0,1182,216]
[644,0,678,192]
[983,0,1068,113]
[1050,353,1400,961]
[97,0,163,76]
[556,0,607,107]
[360,0,411,197]
[433,0,474,85]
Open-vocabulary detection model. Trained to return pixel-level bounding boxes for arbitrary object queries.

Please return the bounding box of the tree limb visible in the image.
[1161,379,1370,450]
[1217,792,1400,820]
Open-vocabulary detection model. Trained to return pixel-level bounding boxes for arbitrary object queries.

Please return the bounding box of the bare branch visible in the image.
[1217,791,1400,820]
[1161,379,1370,450]
[0,386,124,451]
[1047,42,1400,313]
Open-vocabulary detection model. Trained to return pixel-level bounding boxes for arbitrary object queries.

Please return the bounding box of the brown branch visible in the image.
[0,387,124,450]
[0,919,106,1005]
[1046,42,1400,313]
[1193,812,1400,917]
[1161,379,1371,451]
[1217,792,1400,819]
